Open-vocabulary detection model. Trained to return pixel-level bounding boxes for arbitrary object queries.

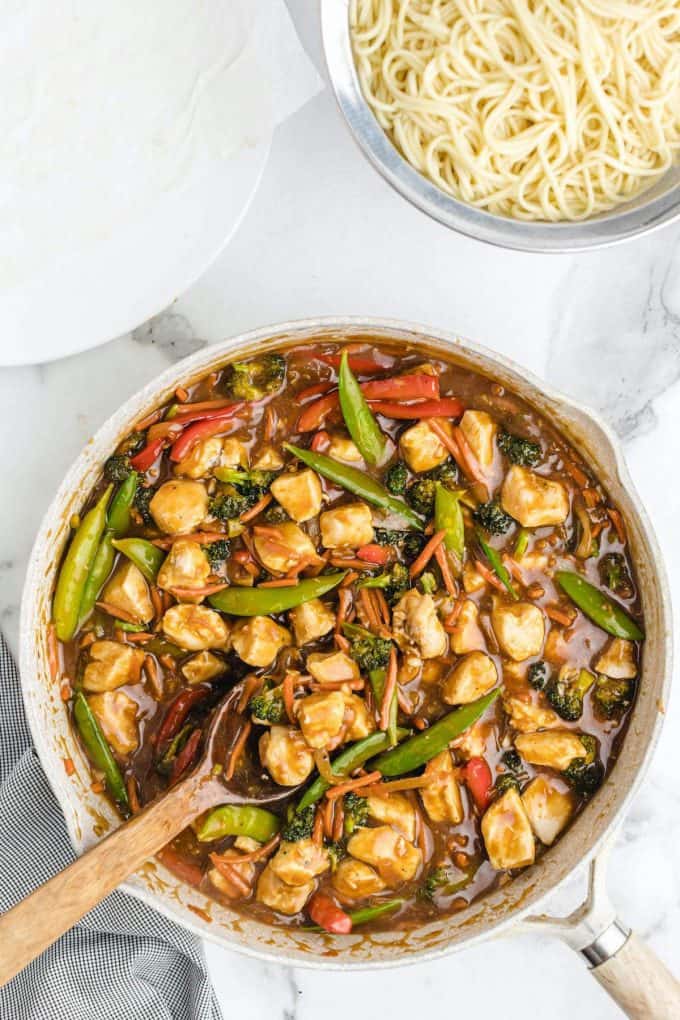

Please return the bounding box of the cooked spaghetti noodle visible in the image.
[350,0,680,221]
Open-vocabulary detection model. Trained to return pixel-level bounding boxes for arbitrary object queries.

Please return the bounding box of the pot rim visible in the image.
[19,315,673,969]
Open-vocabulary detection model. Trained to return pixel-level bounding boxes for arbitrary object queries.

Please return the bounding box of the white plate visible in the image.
[0,2,272,367]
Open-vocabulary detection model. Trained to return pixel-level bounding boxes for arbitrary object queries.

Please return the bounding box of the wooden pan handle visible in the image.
[592,932,680,1019]
[0,771,202,989]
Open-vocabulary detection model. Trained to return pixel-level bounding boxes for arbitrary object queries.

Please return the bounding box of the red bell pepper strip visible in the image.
[155,688,210,749]
[462,757,494,812]
[130,437,166,472]
[356,544,391,565]
[368,398,465,420]
[157,846,204,888]
[169,409,243,462]
[307,892,352,934]
[317,352,394,373]
[171,401,244,426]
[170,728,202,785]
[297,375,440,431]
[297,382,335,402]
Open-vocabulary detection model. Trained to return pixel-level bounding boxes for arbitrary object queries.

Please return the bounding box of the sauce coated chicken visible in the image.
[52,340,644,935]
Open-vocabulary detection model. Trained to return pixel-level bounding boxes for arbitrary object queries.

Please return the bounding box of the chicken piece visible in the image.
[366,791,416,840]
[481,787,535,870]
[595,638,637,679]
[319,502,374,549]
[256,863,315,915]
[450,599,486,655]
[399,419,452,473]
[332,859,386,901]
[270,470,323,523]
[289,598,335,646]
[220,438,249,470]
[515,730,589,771]
[306,650,359,684]
[269,839,330,887]
[501,466,569,528]
[521,776,575,846]
[343,693,375,740]
[420,750,463,824]
[149,480,209,535]
[259,726,315,786]
[442,651,497,705]
[208,850,256,898]
[156,538,211,600]
[452,720,493,760]
[296,691,346,750]
[181,650,225,685]
[231,616,292,668]
[174,436,225,480]
[543,627,570,664]
[161,603,230,650]
[393,589,447,660]
[87,691,138,756]
[252,522,318,574]
[491,601,545,661]
[82,640,144,693]
[460,410,496,469]
[347,825,422,885]
[101,561,154,624]
[462,561,486,594]
[252,446,284,471]
[327,434,362,463]
[503,696,561,733]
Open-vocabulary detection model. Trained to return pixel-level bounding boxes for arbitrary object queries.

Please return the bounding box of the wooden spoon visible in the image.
[0,685,294,988]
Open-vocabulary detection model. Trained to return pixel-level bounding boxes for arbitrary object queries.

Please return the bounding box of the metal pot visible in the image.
[19,318,678,1016]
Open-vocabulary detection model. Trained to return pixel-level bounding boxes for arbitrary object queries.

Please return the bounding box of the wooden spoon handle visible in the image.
[0,771,203,988]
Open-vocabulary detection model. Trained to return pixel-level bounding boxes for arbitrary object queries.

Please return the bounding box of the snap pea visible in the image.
[338,350,386,466]
[78,474,140,626]
[209,573,346,617]
[305,898,403,932]
[555,570,644,640]
[297,728,410,811]
[112,537,165,583]
[370,689,500,776]
[196,804,281,843]
[284,444,423,530]
[434,484,465,559]
[514,528,529,560]
[53,485,113,641]
[476,529,518,600]
[72,690,129,811]
[369,667,398,747]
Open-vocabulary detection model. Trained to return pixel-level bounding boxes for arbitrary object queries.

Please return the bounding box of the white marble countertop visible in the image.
[2,3,679,1016]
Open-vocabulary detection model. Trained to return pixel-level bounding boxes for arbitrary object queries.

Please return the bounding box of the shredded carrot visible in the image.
[582,488,601,508]
[125,776,140,814]
[90,780,105,794]
[323,798,335,839]
[414,800,429,857]
[379,647,398,731]
[259,577,299,588]
[175,386,189,403]
[452,425,487,487]
[59,680,72,702]
[474,559,506,592]
[340,570,359,588]
[332,800,345,841]
[607,507,626,545]
[224,720,252,781]
[63,758,75,777]
[136,407,165,430]
[434,544,458,596]
[264,406,276,441]
[78,631,98,650]
[159,654,177,671]
[334,633,351,654]
[444,599,464,629]
[330,557,372,570]
[150,586,163,622]
[396,686,412,715]
[562,458,589,488]
[312,807,324,845]
[47,623,60,682]
[95,601,140,624]
[240,492,273,523]
[336,588,351,634]
[118,630,153,644]
[326,771,382,800]
[311,430,330,452]
[232,548,253,564]
[409,530,447,579]
[501,553,525,584]
[545,604,576,627]
[143,654,163,699]
[208,854,251,896]
[282,672,296,723]
[362,774,435,797]
[237,675,262,713]
[359,587,381,633]
[373,588,391,627]
[424,520,434,536]
[425,417,461,459]
[413,717,428,731]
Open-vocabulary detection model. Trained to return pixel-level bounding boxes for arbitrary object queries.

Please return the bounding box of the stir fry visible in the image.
[51,340,643,933]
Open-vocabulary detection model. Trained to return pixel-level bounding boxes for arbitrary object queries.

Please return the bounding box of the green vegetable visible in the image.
[78,474,139,626]
[158,724,194,774]
[497,430,541,467]
[385,461,408,495]
[305,898,403,931]
[72,690,129,811]
[528,660,549,691]
[494,773,520,795]
[545,667,595,722]
[555,571,644,640]
[134,485,155,526]
[593,675,635,719]
[369,666,398,747]
[343,623,392,672]
[434,484,464,559]
[222,353,285,401]
[343,791,369,834]
[213,467,276,493]
[297,729,410,811]
[473,501,515,535]
[118,432,146,456]
[371,690,499,776]
[196,804,280,843]
[209,489,255,522]
[599,552,634,599]
[418,572,437,595]
[209,572,345,616]
[115,620,147,633]
[53,486,113,641]
[501,749,523,772]
[405,477,437,516]
[374,529,425,563]
[107,472,139,536]
[284,444,423,529]
[281,804,316,841]
[338,350,386,466]
[563,734,603,797]
[103,454,133,483]
[514,529,529,559]
[358,563,410,605]
[205,539,231,571]
[326,842,346,868]
[112,537,165,583]
[476,530,518,600]
[249,686,287,724]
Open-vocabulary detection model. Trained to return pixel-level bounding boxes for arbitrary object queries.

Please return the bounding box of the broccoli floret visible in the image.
[209,489,252,522]
[204,539,231,571]
[326,842,346,869]
[528,661,549,691]
[223,354,286,401]
[347,631,392,672]
[593,675,635,719]
[134,485,154,526]
[495,747,528,793]
[103,454,133,483]
[385,461,408,495]
[599,553,634,599]
[421,866,449,900]
[215,468,276,493]
[373,529,426,564]
[344,792,368,835]
[495,774,520,795]
[406,477,437,516]
[419,571,437,595]
[501,749,522,772]
[473,500,515,535]
[248,686,286,725]
[264,501,289,524]
[282,805,316,842]
[385,562,409,605]
[118,432,146,456]
[210,469,275,521]
[563,734,604,797]
[546,668,595,722]
[428,460,459,488]
[498,430,542,467]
